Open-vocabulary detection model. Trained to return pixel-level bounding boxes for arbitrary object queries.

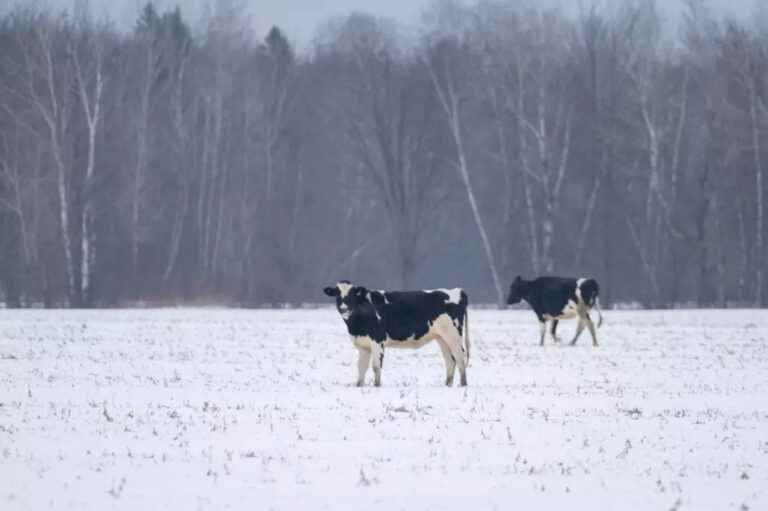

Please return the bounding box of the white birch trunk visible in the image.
[541,112,571,274]
[73,40,104,305]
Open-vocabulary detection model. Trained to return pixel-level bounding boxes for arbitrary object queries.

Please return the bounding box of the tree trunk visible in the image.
[132,51,152,286]
[449,96,504,305]
[737,208,749,302]
[713,193,727,307]
[574,165,602,270]
[515,62,540,274]
[541,112,571,274]
[73,41,104,307]
[751,84,765,306]
[668,67,689,304]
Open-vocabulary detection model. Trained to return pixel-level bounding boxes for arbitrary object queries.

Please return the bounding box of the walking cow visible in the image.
[507,276,603,346]
[323,281,470,387]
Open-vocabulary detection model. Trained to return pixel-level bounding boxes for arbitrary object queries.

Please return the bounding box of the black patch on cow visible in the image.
[508,276,599,322]
[347,298,386,342]
[579,279,599,306]
[325,284,468,345]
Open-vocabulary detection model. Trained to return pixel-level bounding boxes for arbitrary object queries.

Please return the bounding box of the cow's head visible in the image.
[507,276,526,305]
[323,281,369,319]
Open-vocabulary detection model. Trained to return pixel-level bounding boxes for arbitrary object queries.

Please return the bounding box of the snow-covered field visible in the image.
[0,308,766,510]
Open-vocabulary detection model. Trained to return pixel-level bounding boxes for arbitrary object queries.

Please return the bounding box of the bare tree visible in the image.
[322,14,443,288]
[491,7,574,274]
[426,35,505,306]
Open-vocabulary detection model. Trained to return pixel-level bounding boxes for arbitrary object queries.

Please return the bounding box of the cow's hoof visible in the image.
[374,381,381,387]
[460,377,467,387]
[356,381,364,387]
[445,379,453,387]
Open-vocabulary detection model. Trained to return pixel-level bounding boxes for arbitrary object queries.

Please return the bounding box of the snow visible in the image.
[0,308,766,510]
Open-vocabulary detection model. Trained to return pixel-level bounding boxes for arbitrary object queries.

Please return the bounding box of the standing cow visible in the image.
[507,276,603,346]
[323,281,470,387]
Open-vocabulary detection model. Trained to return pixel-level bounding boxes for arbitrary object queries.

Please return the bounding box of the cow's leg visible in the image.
[370,341,384,387]
[436,337,456,386]
[439,330,467,386]
[355,347,371,387]
[584,313,599,347]
[550,320,562,343]
[569,318,586,346]
[539,320,547,346]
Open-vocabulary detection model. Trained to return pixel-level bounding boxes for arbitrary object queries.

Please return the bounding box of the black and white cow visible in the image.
[507,276,603,347]
[323,281,470,387]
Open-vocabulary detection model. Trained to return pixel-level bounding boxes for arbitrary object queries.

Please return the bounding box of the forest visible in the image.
[0,0,765,308]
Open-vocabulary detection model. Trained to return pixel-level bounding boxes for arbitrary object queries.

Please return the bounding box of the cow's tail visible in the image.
[463,307,471,366]
[595,297,604,328]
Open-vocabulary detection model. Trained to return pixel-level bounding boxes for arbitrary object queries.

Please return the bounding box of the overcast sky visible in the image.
[28,0,764,48]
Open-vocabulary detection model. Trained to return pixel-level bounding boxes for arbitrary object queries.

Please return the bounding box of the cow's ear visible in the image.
[514,275,522,283]
[323,286,339,297]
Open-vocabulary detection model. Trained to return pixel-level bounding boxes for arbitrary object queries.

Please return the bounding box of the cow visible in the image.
[506,276,603,347]
[323,281,470,387]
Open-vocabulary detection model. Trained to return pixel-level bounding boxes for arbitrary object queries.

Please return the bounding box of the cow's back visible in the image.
[525,277,576,316]
[371,289,466,342]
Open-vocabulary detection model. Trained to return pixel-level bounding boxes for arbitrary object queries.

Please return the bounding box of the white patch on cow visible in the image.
[352,336,373,350]
[562,299,580,317]
[544,300,580,321]
[382,313,458,348]
[426,288,463,304]
[385,337,433,349]
[431,313,459,334]
[341,310,351,320]
[575,278,586,302]
[386,329,434,345]
[337,282,353,299]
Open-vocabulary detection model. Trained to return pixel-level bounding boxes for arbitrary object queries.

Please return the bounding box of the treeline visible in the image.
[0,0,765,308]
